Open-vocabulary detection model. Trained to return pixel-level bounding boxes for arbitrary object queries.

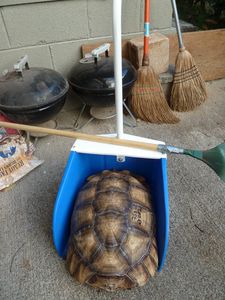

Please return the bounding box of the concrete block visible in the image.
[0,0,55,5]
[2,1,89,48]
[49,40,84,77]
[0,45,53,74]
[159,27,177,36]
[159,64,175,101]
[122,0,142,34]
[0,10,10,50]
[140,0,172,30]
[88,0,142,37]
[128,32,169,74]
[50,40,90,110]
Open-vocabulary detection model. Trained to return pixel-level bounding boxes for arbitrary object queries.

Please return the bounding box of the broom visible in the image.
[170,0,207,112]
[130,0,179,124]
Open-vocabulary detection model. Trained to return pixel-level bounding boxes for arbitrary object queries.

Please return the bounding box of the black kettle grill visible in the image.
[0,55,69,125]
[68,44,137,128]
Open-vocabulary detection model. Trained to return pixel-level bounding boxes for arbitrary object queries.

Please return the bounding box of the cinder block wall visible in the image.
[0,0,173,76]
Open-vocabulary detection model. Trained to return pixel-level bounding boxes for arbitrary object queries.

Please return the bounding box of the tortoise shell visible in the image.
[66,170,158,291]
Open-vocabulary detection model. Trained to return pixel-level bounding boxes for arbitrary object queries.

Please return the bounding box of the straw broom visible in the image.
[130,0,179,124]
[170,0,207,112]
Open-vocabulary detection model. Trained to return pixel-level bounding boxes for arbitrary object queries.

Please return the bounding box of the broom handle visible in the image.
[171,0,184,49]
[0,121,161,152]
[142,0,150,66]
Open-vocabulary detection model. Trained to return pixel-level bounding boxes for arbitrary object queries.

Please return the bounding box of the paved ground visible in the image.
[1,79,225,300]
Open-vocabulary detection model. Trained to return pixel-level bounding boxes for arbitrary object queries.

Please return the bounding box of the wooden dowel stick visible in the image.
[0,121,160,152]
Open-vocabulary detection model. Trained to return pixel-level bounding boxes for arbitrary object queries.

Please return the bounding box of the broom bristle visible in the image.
[170,48,207,112]
[131,66,179,124]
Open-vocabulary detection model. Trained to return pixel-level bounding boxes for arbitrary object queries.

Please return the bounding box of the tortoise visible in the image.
[66,170,158,291]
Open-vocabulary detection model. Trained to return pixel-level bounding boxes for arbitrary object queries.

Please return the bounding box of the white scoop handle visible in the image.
[113,0,124,139]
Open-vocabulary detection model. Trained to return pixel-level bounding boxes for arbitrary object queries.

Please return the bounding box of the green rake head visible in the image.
[184,142,225,183]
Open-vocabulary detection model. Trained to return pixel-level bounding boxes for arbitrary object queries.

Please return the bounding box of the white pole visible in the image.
[113,0,124,139]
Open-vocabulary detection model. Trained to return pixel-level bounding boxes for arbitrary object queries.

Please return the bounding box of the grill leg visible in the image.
[73,104,87,129]
[123,100,137,127]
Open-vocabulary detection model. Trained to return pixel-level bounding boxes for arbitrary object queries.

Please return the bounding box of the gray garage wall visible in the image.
[0,0,173,76]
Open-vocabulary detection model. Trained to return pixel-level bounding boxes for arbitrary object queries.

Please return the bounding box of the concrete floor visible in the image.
[1,79,225,300]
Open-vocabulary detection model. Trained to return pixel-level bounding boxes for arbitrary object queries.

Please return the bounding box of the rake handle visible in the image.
[142,0,150,66]
[0,121,160,152]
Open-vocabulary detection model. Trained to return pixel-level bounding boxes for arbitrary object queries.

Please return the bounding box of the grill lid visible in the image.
[0,55,69,110]
[69,56,137,92]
